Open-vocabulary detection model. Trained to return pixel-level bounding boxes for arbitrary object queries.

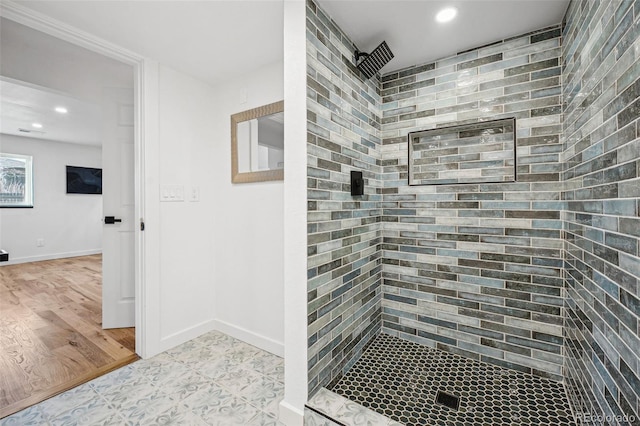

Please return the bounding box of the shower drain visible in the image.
[435,390,461,410]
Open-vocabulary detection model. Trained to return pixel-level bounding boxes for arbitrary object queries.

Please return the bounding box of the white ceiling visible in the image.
[1,17,134,103]
[2,0,568,145]
[0,78,102,146]
[8,1,568,83]
[317,0,570,74]
[14,1,285,87]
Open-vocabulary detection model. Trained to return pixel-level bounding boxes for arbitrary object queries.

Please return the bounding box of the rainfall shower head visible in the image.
[354,41,394,79]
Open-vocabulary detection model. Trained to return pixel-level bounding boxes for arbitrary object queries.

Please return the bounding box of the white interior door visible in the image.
[102,87,135,329]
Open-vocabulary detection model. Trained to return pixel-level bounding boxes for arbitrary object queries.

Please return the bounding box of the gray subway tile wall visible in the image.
[306,0,640,423]
[380,27,565,380]
[306,0,384,396]
[563,0,640,423]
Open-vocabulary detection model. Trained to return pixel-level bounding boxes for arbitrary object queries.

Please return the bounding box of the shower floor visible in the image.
[330,334,575,426]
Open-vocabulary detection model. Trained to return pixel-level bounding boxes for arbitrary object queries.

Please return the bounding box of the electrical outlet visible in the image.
[36,238,45,247]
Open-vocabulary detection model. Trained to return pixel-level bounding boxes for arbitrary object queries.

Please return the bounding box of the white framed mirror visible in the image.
[231,100,284,183]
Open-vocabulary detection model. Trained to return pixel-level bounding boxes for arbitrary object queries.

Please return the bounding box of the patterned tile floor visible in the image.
[0,331,284,425]
[331,333,576,426]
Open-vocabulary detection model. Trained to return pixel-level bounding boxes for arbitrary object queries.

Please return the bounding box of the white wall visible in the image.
[154,61,284,356]
[155,64,217,348]
[210,61,285,356]
[0,134,102,264]
[280,0,309,423]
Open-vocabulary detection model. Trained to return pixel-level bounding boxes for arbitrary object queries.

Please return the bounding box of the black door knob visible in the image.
[104,216,122,224]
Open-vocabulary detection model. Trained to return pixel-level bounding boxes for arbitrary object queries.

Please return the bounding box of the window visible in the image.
[0,153,33,208]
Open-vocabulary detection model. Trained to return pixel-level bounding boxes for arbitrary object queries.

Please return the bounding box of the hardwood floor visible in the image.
[0,255,137,418]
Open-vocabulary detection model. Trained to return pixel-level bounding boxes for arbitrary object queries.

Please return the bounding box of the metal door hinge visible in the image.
[140,219,145,231]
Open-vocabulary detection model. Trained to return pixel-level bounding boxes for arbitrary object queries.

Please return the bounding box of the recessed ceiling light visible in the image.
[32,123,43,128]
[436,7,457,23]
[55,106,68,114]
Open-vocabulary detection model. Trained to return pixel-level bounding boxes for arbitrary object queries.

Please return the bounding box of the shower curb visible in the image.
[305,388,403,426]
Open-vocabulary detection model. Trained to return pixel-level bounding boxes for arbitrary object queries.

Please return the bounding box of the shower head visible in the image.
[355,41,394,80]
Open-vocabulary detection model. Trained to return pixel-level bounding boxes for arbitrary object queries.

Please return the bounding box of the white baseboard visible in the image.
[279,400,304,426]
[152,319,284,359]
[212,319,284,357]
[157,319,218,356]
[0,249,102,266]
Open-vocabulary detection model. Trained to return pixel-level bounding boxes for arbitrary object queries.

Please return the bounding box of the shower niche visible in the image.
[408,117,517,185]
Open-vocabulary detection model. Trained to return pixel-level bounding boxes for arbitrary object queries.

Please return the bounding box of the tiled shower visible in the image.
[306,0,640,424]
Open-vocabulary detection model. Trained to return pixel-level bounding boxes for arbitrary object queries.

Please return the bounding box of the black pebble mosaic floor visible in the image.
[331,333,576,426]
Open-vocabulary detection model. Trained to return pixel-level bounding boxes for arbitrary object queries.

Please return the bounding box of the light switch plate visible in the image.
[188,186,200,202]
[160,184,184,202]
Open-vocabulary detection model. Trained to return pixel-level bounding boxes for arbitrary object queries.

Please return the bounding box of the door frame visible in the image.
[1,1,160,358]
